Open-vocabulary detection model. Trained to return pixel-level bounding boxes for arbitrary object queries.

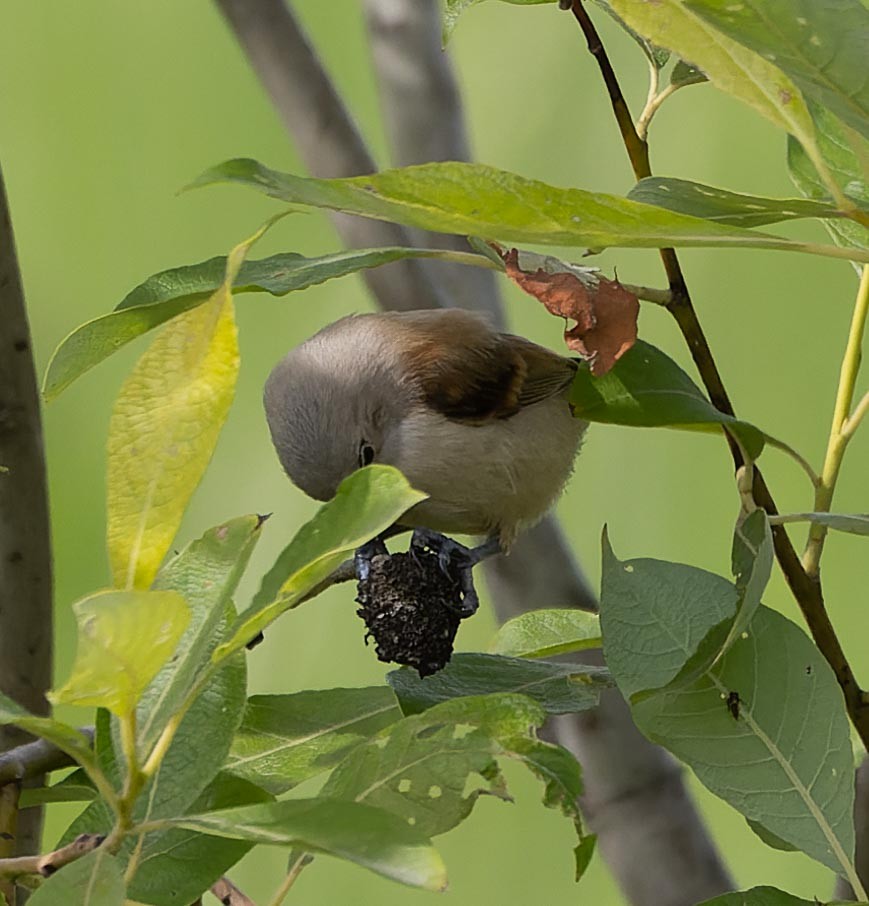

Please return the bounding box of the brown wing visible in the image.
[392,310,576,422]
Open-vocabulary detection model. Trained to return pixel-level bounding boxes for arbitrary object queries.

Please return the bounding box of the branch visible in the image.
[568,0,869,751]
[0,730,94,787]
[0,833,104,881]
[361,0,502,325]
[0,160,54,866]
[0,784,18,902]
[210,876,256,906]
[214,0,448,314]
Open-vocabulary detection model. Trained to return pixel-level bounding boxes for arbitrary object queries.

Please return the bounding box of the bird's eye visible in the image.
[358,441,375,468]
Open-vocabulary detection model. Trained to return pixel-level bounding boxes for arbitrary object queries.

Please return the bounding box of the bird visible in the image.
[263,309,586,614]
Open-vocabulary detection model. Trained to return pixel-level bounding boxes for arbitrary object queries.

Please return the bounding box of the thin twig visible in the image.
[0,833,104,881]
[568,0,869,750]
[636,83,681,141]
[266,853,311,906]
[210,876,256,906]
[0,730,94,788]
[804,265,869,575]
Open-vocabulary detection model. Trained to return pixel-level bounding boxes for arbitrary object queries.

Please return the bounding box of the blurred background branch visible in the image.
[0,160,54,902]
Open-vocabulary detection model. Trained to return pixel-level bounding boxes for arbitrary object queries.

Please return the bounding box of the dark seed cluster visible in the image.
[356,548,465,677]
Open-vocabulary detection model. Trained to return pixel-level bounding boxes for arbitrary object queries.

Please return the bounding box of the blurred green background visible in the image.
[1,1,866,903]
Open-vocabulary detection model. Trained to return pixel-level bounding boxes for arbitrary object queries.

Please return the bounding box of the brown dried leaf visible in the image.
[500,247,639,376]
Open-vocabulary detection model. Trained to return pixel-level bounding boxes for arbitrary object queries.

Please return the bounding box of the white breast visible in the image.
[382,397,586,546]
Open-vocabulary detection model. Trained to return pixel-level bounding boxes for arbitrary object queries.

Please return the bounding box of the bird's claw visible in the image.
[409,529,501,617]
[355,536,390,582]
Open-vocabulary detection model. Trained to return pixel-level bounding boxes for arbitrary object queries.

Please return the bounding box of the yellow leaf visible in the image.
[106,296,239,588]
[105,214,286,589]
[50,589,190,716]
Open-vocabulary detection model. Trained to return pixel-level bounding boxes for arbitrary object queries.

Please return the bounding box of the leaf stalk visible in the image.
[803,265,869,576]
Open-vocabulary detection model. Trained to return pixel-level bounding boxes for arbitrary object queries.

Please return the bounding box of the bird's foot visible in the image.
[409,529,501,617]
[355,536,390,582]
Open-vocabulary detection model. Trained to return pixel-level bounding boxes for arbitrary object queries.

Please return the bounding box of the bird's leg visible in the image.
[410,529,502,617]
[354,525,407,581]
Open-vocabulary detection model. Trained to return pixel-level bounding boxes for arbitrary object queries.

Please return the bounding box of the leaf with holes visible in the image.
[321,694,540,836]
[489,609,601,659]
[226,687,402,794]
[323,692,591,861]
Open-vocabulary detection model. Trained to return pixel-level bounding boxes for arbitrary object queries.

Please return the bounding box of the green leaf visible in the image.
[600,532,738,700]
[49,590,189,717]
[442,0,556,43]
[28,851,125,906]
[20,772,97,807]
[700,888,851,906]
[139,515,264,751]
[628,176,850,227]
[780,512,869,535]
[0,694,96,773]
[788,101,869,260]
[746,818,798,853]
[226,687,402,795]
[219,465,427,659]
[721,510,774,663]
[686,0,869,142]
[574,833,597,880]
[601,531,857,879]
[388,653,611,715]
[607,0,843,205]
[321,694,539,836]
[569,340,766,459]
[489,609,601,659]
[140,619,247,823]
[190,159,869,262]
[621,598,856,876]
[593,1,670,70]
[670,59,708,88]
[323,693,590,853]
[171,798,447,891]
[127,774,271,906]
[42,248,486,401]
